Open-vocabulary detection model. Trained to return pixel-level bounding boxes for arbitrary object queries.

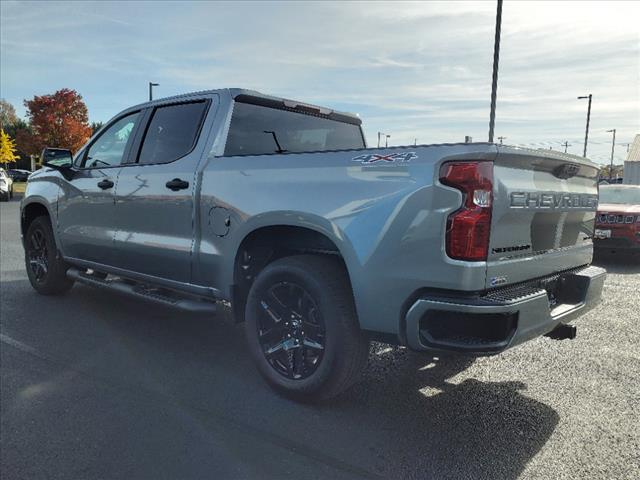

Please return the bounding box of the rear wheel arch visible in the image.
[231,225,357,325]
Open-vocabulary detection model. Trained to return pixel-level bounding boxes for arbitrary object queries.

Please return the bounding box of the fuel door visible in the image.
[209,206,231,237]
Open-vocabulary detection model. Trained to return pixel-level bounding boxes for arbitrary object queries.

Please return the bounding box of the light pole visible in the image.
[385,135,390,148]
[578,94,592,157]
[488,0,503,143]
[377,132,382,148]
[606,129,616,181]
[149,82,159,101]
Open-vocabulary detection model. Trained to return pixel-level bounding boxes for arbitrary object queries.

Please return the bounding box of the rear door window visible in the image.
[224,101,365,156]
[138,101,208,164]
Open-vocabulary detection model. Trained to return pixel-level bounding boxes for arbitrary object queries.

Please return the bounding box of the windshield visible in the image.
[599,186,640,205]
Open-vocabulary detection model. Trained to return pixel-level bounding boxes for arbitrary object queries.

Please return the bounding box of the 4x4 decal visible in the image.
[352,151,417,164]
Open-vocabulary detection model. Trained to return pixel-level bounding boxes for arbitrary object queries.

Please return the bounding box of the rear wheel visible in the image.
[245,255,369,402]
[24,216,74,295]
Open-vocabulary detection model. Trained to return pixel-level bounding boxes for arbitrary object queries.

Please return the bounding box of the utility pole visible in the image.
[578,94,592,157]
[497,136,506,144]
[488,0,503,143]
[606,129,616,181]
[561,141,571,153]
[149,82,159,101]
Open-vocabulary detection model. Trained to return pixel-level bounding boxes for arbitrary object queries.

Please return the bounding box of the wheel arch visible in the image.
[21,200,61,251]
[229,215,361,325]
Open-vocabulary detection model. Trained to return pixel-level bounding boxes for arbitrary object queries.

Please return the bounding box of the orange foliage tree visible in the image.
[24,89,92,153]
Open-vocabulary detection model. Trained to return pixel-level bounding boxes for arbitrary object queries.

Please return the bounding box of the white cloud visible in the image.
[1,0,638,163]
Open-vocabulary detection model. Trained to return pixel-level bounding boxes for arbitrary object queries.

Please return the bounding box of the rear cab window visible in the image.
[224,96,365,156]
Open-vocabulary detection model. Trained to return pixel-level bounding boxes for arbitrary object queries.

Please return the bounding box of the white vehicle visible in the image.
[0,168,14,201]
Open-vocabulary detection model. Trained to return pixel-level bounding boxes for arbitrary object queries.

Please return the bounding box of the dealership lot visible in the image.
[1,198,638,480]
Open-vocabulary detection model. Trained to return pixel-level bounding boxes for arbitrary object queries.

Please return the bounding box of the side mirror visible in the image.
[42,147,74,169]
[41,148,76,180]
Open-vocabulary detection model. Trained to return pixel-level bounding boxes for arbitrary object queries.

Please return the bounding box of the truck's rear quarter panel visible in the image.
[198,143,498,335]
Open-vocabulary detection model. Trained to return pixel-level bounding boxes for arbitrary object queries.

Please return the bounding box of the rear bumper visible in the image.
[404,265,606,354]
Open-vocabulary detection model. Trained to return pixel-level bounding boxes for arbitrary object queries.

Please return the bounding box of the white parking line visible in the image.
[0,333,47,360]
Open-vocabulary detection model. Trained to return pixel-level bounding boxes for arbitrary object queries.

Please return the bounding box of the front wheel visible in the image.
[24,216,75,295]
[245,255,369,402]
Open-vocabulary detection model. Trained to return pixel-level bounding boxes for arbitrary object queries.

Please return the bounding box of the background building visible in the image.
[623,134,640,185]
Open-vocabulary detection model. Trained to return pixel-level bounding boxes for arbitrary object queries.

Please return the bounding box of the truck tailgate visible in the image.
[486,147,599,289]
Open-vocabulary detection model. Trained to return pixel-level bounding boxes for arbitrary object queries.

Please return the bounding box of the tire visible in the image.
[24,215,75,295]
[245,255,369,402]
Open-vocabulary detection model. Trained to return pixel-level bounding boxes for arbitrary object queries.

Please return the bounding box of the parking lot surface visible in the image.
[1,198,639,480]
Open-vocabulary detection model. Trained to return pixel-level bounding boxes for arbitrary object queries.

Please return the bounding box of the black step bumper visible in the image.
[404,265,606,354]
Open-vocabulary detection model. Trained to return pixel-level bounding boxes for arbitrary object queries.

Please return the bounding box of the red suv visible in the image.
[594,184,640,253]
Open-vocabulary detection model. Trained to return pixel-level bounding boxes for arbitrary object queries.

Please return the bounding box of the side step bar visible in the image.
[66,268,218,314]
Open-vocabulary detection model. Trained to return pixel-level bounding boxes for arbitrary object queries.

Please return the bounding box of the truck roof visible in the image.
[128,88,362,125]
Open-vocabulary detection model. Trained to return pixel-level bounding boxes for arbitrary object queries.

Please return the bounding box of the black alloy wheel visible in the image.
[257,281,326,380]
[245,255,370,402]
[27,227,49,283]
[24,216,74,295]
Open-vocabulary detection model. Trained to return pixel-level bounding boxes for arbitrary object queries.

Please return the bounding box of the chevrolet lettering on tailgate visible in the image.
[510,192,598,209]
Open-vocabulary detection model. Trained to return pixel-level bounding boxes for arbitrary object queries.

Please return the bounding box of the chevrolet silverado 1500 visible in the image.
[21,88,605,400]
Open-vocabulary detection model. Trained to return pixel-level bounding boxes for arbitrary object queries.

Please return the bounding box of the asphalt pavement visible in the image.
[1,197,639,480]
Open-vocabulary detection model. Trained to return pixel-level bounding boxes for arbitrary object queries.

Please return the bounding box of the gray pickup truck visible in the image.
[21,88,605,401]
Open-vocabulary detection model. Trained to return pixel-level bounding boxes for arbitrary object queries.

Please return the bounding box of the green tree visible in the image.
[599,164,624,181]
[0,129,19,167]
[90,121,104,135]
[0,99,18,129]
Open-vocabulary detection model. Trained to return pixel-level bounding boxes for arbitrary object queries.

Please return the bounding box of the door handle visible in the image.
[97,179,114,190]
[165,178,189,191]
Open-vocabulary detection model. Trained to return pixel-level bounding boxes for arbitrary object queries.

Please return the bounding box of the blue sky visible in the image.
[1,0,638,164]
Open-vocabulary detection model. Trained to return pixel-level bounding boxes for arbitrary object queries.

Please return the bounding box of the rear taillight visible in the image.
[439,161,493,261]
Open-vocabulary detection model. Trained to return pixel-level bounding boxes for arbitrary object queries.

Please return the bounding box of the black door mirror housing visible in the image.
[42,147,74,168]
[41,147,76,179]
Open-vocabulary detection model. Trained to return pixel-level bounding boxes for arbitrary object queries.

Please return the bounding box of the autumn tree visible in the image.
[0,129,19,167]
[24,89,92,153]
